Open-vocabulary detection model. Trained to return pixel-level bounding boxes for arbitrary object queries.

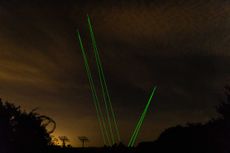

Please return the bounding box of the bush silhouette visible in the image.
[0,99,55,153]
[139,86,230,153]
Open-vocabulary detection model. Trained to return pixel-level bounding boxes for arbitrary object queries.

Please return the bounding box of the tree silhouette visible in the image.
[217,85,230,119]
[209,85,230,152]
[144,85,230,153]
[78,136,89,148]
[0,99,56,153]
[59,136,69,148]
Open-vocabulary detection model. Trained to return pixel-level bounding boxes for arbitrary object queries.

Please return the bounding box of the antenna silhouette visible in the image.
[59,136,69,148]
[78,136,89,148]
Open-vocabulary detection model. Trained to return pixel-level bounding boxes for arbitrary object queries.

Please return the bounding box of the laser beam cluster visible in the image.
[77,15,157,147]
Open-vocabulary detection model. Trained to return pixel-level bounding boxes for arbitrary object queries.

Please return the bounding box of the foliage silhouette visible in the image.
[136,85,230,153]
[0,99,55,153]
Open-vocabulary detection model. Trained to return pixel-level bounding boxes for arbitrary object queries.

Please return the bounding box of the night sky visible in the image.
[0,0,229,147]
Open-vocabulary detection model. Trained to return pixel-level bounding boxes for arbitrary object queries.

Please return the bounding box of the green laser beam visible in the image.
[128,88,155,147]
[129,104,148,147]
[128,109,144,146]
[78,31,111,146]
[87,17,115,144]
[92,29,120,143]
[129,87,156,147]
[129,87,157,147]
[128,112,143,146]
[128,86,157,147]
[130,107,146,146]
[77,31,111,146]
[87,15,121,143]
[77,31,107,144]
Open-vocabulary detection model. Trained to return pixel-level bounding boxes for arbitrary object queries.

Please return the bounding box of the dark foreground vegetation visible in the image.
[0,86,230,153]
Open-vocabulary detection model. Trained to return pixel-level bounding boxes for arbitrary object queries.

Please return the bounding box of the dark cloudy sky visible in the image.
[0,0,229,146]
